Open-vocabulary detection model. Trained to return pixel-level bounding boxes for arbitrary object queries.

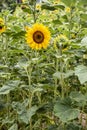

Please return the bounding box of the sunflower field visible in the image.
[0,0,87,130]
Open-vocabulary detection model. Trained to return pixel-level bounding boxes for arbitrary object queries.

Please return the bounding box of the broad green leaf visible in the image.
[53,70,74,79]
[12,101,29,124]
[53,19,62,24]
[32,88,43,95]
[8,123,18,130]
[54,4,65,10]
[0,64,8,69]
[21,6,31,14]
[81,14,87,21]
[64,70,74,78]
[12,26,22,32]
[41,3,64,11]
[0,102,6,111]
[61,0,77,6]
[70,91,87,103]
[41,3,56,11]
[75,65,87,84]
[81,36,87,48]
[53,71,65,79]
[28,105,38,121]
[12,101,38,124]
[66,122,82,130]
[0,72,10,78]
[18,110,29,124]
[0,80,20,95]
[17,59,31,69]
[54,98,80,122]
[78,0,87,6]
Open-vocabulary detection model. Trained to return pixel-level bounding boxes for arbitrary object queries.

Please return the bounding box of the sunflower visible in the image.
[0,18,5,34]
[54,0,60,4]
[54,34,69,50]
[25,23,51,50]
[36,4,41,11]
[65,7,71,13]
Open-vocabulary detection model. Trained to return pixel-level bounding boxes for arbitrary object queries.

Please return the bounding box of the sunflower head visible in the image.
[54,34,69,51]
[36,4,41,11]
[0,18,6,34]
[54,0,60,4]
[0,18,4,23]
[25,23,51,50]
[65,7,71,13]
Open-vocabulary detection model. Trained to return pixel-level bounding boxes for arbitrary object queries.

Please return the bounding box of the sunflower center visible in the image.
[0,26,2,30]
[33,31,44,44]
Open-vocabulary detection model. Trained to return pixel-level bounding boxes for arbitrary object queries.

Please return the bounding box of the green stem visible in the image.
[60,74,65,99]
[33,0,36,23]
[68,8,73,39]
[25,61,33,130]
[54,57,58,99]
[6,93,10,118]
[35,50,39,83]
[29,96,33,130]
[59,45,65,99]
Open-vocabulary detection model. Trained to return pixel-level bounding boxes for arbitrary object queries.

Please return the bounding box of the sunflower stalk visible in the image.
[25,66,33,130]
[68,7,73,39]
[35,50,40,83]
[23,60,33,130]
[54,54,59,99]
[59,44,65,99]
[33,0,37,23]
[4,16,11,119]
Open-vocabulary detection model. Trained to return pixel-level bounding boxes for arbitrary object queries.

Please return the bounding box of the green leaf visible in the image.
[32,88,43,95]
[78,0,87,6]
[81,36,87,48]
[18,109,29,124]
[53,70,74,79]
[54,98,80,122]
[12,101,38,124]
[75,65,87,84]
[41,3,65,11]
[66,122,82,130]
[62,0,77,6]
[12,101,29,124]
[0,102,6,111]
[0,80,20,95]
[81,14,87,21]
[70,91,87,103]
[41,3,56,11]
[8,123,18,130]
[54,4,65,10]
[17,59,31,69]
[21,6,31,14]
[12,25,22,32]
[28,105,38,121]
[0,64,8,69]
[53,19,62,24]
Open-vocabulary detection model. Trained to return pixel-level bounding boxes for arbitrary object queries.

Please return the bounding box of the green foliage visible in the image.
[75,65,87,84]
[54,97,80,122]
[0,0,87,130]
